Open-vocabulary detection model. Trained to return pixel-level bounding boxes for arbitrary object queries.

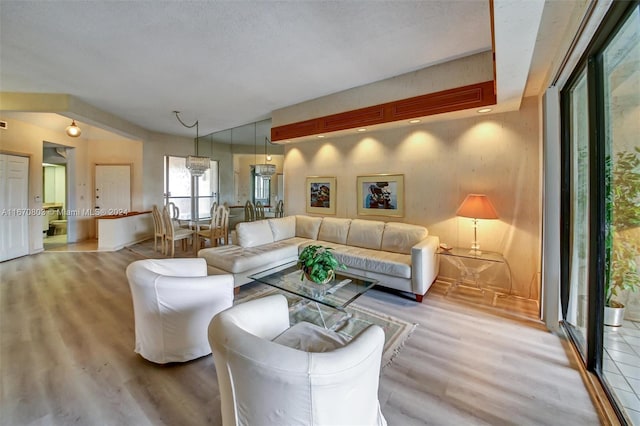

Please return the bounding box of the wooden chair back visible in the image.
[275,200,284,218]
[200,205,229,247]
[244,200,255,222]
[152,205,165,253]
[162,206,194,256]
[254,201,265,220]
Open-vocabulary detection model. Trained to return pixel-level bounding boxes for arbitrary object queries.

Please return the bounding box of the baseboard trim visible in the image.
[560,324,622,425]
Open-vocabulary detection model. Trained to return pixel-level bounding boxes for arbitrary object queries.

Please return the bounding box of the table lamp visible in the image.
[456,194,498,256]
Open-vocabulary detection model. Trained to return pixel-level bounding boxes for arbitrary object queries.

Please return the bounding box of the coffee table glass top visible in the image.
[249,261,377,311]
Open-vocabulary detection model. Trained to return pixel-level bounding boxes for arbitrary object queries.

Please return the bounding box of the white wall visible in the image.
[284,96,542,298]
[0,114,143,247]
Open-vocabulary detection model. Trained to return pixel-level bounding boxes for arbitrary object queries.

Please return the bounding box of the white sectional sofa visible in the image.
[197,215,439,302]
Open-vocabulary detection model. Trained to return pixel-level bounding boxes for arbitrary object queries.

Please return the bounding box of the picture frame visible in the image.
[356,174,404,217]
[306,176,337,215]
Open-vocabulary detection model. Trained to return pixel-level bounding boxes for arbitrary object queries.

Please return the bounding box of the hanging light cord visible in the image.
[173,111,199,154]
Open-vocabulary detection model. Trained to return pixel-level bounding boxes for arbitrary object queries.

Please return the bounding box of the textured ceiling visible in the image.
[0,1,492,137]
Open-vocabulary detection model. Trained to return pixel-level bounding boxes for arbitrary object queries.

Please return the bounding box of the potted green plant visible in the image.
[297,245,346,284]
[604,148,640,326]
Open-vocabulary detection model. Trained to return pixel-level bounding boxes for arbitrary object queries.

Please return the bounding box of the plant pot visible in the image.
[304,269,334,285]
[604,303,625,327]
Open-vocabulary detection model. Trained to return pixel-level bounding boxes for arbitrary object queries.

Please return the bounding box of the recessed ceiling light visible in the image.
[477,108,492,113]
[357,128,367,132]
[408,119,421,124]
[317,135,325,138]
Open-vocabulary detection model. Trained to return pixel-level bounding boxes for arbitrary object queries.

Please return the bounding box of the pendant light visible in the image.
[174,111,210,177]
[254,126,275,177]
[65,120,81,137]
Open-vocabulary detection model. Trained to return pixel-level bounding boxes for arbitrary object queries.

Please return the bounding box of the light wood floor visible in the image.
[0,246,601,425]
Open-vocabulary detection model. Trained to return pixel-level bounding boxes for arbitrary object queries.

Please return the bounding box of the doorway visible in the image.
[42,143,68,249]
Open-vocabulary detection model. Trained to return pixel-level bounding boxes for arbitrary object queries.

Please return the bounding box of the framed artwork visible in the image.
[356,174,404,217]
[306,176,337,215]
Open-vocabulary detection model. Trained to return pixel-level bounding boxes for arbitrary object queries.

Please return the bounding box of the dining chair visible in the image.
[197,204,221,246]
[254,201,265,220]
[244,200,255,222]
[151,205,165,253]
[162,206,194,257]
[275,199,284,218]
[198,205,229,247]
[198,202,218,232]
[168,201,190,229]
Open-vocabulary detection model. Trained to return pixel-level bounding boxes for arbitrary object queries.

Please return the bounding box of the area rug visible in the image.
[235,286,417,368]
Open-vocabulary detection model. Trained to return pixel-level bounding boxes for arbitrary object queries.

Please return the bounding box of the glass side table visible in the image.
[437,247,512,302]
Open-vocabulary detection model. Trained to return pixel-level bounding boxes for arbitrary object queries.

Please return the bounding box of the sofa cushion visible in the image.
[198,238,306,273]
[273,321,349,353]
[236,220,274,248]
[269,216,296,241]
[295,215,322,240]
[318,217,352,245]
[346,219,384,250]
[324,244,412,279]
[381,222,428,254]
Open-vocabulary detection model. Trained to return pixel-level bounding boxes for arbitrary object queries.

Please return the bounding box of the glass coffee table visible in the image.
[249,261,377,329]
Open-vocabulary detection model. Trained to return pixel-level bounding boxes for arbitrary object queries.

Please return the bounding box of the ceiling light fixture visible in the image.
[265,137,272,162]
[65,120,81,137]
[477,108,492,113]
[357,128,367,132]
[317,135,325,138]
[254,129,276,178]
[408,119,421,124]
[174,111,210,177]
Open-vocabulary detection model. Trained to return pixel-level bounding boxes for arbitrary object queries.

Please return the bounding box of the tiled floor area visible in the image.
[604,320,640,424]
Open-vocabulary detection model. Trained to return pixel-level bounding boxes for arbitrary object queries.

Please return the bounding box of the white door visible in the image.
[95,165,131,215]
[0,154,29,261]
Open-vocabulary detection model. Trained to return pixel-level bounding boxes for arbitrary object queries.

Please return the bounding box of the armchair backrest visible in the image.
[209,294,386,426]
[126,258,234,364]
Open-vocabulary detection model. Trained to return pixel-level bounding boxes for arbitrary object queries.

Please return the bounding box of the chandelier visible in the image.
[185,155,210,177]
[174,111,210,177]
[255,136,276,177]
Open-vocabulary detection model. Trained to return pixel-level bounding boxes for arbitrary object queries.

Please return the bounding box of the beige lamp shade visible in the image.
[456,194,498,219]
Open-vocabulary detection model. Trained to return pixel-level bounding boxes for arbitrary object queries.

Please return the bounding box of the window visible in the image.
[253,167,270,205]
[164,156,219,219]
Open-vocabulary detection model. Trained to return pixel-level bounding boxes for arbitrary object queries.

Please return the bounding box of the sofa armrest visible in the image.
[411,235,440,296]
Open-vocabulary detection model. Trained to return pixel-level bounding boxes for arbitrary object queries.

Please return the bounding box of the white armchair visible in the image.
[126,258,233,364]
[208,294,387,426]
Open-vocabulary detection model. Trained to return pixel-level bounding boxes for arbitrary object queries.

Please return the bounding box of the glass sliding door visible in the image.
[601,6,640,422]
[561,2,639,424]
[565,69,591,360]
